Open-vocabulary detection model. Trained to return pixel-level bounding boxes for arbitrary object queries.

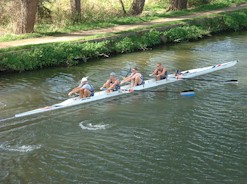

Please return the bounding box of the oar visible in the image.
[183,78,238,84]
[129,89,195,97]
[121,67,132,79]
[88,78,96,82]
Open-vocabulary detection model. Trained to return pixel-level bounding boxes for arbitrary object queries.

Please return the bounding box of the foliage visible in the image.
[164,25,210,42]
[113,37,136,53]
[223,11,247,31]
[191,16,227,32]
[188,0,211,7]
[0,41,110,72]
[112,29,161,53]
[189,9,247,32]
[142,29,161,46]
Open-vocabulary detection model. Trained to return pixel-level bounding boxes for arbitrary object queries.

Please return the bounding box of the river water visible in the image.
[0,31,246,183]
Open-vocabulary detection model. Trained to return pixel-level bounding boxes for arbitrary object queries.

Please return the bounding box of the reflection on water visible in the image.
[0,31,247,183]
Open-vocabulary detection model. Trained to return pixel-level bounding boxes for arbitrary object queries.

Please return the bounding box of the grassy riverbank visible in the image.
[0,8,247,73]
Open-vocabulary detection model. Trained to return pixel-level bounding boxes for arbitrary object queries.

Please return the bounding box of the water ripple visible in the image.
[0,143,42,152]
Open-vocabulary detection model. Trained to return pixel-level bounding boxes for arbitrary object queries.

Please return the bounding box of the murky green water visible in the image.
[1,31,247,183]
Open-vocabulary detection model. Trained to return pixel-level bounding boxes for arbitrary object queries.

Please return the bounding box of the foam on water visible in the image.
[79,121,109,131]
[0,102,6,109]
[0,144,42,152]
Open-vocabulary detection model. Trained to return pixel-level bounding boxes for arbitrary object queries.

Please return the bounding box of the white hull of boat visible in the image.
[15,60,238,118]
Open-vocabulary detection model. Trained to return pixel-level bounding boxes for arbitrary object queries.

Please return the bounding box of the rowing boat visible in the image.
[15,60,238,118]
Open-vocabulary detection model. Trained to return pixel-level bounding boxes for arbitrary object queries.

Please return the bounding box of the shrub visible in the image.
[113,37,136,53]
[142,29,161,46]
[223,11,247,31]
[163,26,208,42]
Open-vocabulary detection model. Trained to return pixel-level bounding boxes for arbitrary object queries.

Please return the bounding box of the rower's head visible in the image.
[81,77,88,84]
[156,63,162,69]
[110,72,116,79]
[132,67,138,73]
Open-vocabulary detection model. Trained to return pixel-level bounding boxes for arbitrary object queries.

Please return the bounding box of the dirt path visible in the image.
[0,3,246,49]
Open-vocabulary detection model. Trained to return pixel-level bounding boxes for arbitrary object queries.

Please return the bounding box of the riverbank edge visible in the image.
[0,9,246,73]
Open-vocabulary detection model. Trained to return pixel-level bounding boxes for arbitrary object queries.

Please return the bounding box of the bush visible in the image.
[112,30,161,53]
[189,10,247,33]
[0,41,111,72]
[223,11,247,31]
[142,30,161,46]
[113,37,136,53]
[164,26,209,42]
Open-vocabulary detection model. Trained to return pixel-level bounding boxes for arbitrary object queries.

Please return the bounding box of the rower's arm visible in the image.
[68,86,80,96]
[100,80,110,90]
[108,80,119,89]
[149,69,158,76]
[160,68,167,75]
[121,73,133,84]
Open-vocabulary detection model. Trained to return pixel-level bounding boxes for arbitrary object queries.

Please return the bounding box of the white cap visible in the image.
[110,72,116,76]
[81,77,88,83]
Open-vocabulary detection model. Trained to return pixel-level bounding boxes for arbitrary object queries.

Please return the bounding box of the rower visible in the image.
[149,63,167,80]
[100,72,120,93]
[68,77,94,98]
[120,67,144,87]
[175,69,182,79]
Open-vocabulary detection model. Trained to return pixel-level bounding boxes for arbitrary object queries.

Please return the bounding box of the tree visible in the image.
[37,0,52,22]
[168,0,187,11]
[129,0,146,15]
[119,0,126,15]
[15,0,39,34]
[70,0,81,23]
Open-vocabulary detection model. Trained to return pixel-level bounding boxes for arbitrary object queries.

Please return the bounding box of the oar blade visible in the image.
[224,80,239,84]
[180,90,195,97]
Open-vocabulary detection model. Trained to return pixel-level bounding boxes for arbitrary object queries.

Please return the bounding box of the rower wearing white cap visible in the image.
[100,72,120,93]
[68,77,94,98]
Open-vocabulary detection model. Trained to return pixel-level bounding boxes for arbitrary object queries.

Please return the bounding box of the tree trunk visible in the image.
[119,0,126,15]
[15,0,39,34]
[168,0,187,11]
[129,0,146,15]
[70,0,81,23]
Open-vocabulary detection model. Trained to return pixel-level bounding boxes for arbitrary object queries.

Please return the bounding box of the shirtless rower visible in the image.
[149,63,167,80]
[120,67,144,87]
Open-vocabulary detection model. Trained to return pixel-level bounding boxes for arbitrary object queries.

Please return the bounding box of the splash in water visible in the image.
[0,102,6,109]
[79,121,109,131]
